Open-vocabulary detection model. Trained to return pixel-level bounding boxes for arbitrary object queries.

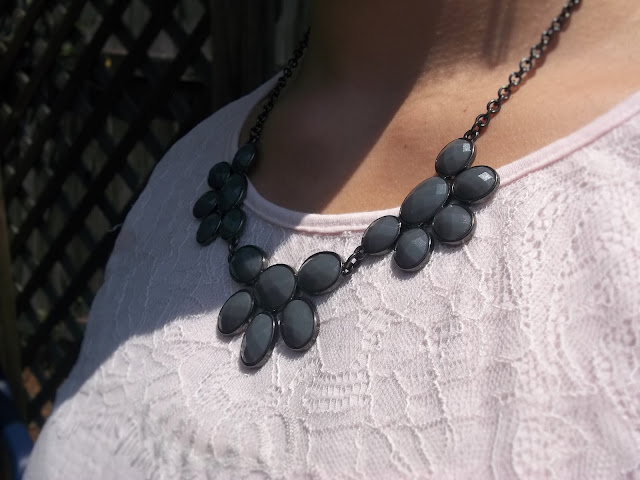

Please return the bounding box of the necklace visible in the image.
[192,1,580,368]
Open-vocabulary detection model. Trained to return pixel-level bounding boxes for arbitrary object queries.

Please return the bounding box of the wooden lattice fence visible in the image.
[0,0,308,437]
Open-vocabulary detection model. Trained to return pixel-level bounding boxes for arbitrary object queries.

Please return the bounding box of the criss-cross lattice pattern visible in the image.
[0,0,303,436]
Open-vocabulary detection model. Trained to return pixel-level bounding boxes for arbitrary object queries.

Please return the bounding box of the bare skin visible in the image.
[241,0,640,214]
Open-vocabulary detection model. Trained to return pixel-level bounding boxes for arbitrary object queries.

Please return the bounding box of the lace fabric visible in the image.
[25,84,640,479]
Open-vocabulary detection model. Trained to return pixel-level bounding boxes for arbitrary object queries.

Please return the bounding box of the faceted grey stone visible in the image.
[400,176,450,226]
[255,264,297,311]
[229,245,266,285]
[452,166,499,203]
[298,252,342,295]
[208,162,231,190]
[280,298,318,350]
[435,138,476,177]
[218,174,247,212]
[220,208,246,241]
[393,228,433,272]
[362,215,401,255]
[432,204,475,244]
[241,312,277,368]
[196,212,221,245]
[218,290,254,335]
[231,143,257,173]
[192,191,218,219]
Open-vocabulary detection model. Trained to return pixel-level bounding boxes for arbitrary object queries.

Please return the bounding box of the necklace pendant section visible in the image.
[362,215,401,255]
[229,245,268,285]
[400,176,450,227]
[452,166,500,204]
[435,138,476,177]
[254,264,298,312]
[240,312,278,368]
[298,251,343,296]
[280,298,318,351]
[393,228,434,272]
[432,204,476,245]
[218,290,255,335]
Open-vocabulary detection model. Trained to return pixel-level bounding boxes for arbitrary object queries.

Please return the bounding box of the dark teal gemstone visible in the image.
[196,213,221,245]
[280,298,317,350]
[231,143,257,173]
[218,174,247,213]
[218,290,254,335]
[435,138,475,177]
[298,251,342,296]
[241,312,277,368]
[362,215,401,255]
[432,204,475,245]
[452,166,499,203]
[208,162,231,190]
[229,245,267,285]
[220,208,246,241]
[255,264,297,312]
[400,176,449,226]
[192,191,218,219]
[393,228,433,272]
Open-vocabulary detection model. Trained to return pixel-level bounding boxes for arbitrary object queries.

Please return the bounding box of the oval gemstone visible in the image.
[255,264,297,311]
[196,212,221,245]
[231,143,257,173]
[241,312,277,368]
[220,208,246,241]
[400,176,450,226]
[208,162,231,190]
[192,191,218,219]
[362,215,401,255]
[452,166,500,203]
[280,298,317,350]
[218,290,254,335]
[432,204,475,244]
[218,174,247,212]
[394,228,433,272]
[229,245,267,284]
[435,138,476,177]
[298,252,342,296]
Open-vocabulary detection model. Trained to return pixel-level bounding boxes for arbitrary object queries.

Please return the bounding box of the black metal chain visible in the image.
[463,0,580,142]
[342,246,368,276]
[248,30,310,143]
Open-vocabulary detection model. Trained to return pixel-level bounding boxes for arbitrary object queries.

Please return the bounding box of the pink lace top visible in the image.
[26,82,640,479]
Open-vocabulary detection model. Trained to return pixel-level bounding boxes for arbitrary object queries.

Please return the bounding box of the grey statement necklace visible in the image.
[192,1,580,368]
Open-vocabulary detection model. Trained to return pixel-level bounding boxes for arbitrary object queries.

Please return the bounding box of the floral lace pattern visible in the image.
[25,87,640,479]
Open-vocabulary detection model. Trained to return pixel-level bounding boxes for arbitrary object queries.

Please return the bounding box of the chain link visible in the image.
[248,30,310,143]
[342,246,368,277]
[463,0,580,142]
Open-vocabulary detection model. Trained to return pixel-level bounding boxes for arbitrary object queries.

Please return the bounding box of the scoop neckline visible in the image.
[230,78,640,234]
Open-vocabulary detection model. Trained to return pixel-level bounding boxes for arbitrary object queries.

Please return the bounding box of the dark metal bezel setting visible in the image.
[255,264,299,312]
[451,165,501,204]
[220,207,247,241]
[297,251,343,296]
[279,297,319,351]
[196,212,222,245]
[361,215,402,256]
[432,204,477,246]
[435,138,476,178]
[207,161,231,190]
[399,176,451,227]
[218,173,248,213]
[217,289,255,336]
[393,227,435,272]
[192,190,219,219]
[240,312,278,368]
[228,245,268,285]
[231,143,257,173]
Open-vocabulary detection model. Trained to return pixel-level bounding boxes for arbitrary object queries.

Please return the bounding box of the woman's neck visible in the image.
[247,0,640,214]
